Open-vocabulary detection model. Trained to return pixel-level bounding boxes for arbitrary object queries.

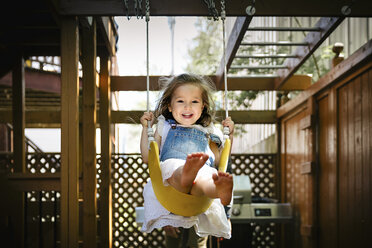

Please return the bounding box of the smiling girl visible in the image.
[140,73,234,239]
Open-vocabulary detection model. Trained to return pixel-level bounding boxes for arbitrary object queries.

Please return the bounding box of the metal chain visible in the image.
[135,0,143,19]
[220,0,225,21]
[123,0,145,19]
[123,0,131,20]
[203,0,219,21]
[145,0,150,22]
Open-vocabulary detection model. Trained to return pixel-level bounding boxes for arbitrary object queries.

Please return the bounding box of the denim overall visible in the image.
[160,119,221,167]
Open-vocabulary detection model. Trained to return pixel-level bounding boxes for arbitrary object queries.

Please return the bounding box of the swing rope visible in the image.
[145,0,154,144]
[218,0,231,173]
[220,0,230,141]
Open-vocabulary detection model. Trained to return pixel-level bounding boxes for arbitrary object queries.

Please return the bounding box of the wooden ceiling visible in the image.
[0,0,117,78]
[59,0,372,17]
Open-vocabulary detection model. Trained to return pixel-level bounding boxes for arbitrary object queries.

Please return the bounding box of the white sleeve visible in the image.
[156,115,166,138]
[213,125,223,142]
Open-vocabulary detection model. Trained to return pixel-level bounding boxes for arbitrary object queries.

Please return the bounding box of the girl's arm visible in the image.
[140,112,154,163]
[210,117,234,166]
[140,112,162,163]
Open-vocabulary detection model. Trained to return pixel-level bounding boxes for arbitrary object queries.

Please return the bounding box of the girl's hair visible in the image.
[154,73,216,127]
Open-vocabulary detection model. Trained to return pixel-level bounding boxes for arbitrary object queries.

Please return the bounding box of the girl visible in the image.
[140,73,234,239]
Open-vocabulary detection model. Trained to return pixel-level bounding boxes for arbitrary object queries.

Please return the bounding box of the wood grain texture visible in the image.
[81,20,97,248]
[60,16,80,248]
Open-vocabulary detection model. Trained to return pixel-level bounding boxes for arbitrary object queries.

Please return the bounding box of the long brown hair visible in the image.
[154,73,216,127]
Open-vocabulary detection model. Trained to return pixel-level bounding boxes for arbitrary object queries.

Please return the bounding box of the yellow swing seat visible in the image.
[148,138,231,217]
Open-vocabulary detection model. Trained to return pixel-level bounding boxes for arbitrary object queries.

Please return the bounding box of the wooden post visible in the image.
[12,57,26,172]
[81,18,98,248]
[299,97,317,247]
[60,16,80,248]
[99,55,112,248]
[12,55,25,248]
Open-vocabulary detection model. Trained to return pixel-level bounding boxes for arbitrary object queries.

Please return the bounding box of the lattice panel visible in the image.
[250,223,278,248]
[26,153,61,173]
[111,154,166,248]
[231,154,278,248]
[25,153,61,223]
[231,154,276,199]
[96,155,102,198]
[0,152,280,248]
[25,191,60,247]
[27,153,60,247]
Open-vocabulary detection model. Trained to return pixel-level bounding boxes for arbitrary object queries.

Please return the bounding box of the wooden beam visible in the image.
[215,110,277,124]
[111,75,163,91]
[59,0,372,17]
[216,16,252,89]
[0,110,61,125]
[81,19,97,248]
[11,55,25,248]
[222,75,311,91]
[111,110,277,124]
[60,16,80,248]
[0,71,309,93]
[277,39,372,118]
[0,68,83,94]
[7,173,83,191]
[111,74,312,91]
[12,57,26,172]
[274,17,344,90]
[97,17,116,56]
[8,173,61,191]
[280,75,312,91]
[99,55,112,248]
[0,109,277,125]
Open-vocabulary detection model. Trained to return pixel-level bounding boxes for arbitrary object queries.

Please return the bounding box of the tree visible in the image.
[186,18,222,75]
[186,17,261,112]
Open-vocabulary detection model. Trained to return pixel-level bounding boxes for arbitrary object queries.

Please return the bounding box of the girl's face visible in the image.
[168,84,204,126]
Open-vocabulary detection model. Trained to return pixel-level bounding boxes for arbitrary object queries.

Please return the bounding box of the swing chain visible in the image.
[220,0,226,21]
[123,0,131,20]
[123,0,145,20]
[203,0,219,21]
[135,0,143,19]
[145,0,150,22]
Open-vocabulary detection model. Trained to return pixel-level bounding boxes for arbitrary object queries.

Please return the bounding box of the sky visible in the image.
[115,16,198,76]
[26,17,200,153]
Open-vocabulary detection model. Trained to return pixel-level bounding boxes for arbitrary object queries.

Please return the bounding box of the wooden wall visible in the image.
[280,103,315,248]
[279,42,372,248]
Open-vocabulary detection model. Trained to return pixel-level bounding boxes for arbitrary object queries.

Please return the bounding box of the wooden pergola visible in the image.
[0,0,371,248]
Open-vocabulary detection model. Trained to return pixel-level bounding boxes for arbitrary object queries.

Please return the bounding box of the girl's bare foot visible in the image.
[212,172,233,205]
[181,153,209,189]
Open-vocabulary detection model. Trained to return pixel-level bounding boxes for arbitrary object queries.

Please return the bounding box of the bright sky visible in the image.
[115,16,198,76]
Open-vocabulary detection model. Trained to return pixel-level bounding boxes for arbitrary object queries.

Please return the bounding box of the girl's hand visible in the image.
[222,116,234,136]
[140,112,154,128]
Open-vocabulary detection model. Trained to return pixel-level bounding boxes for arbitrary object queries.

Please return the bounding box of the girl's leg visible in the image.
[167,153,209,194]
[190,171,233,206]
